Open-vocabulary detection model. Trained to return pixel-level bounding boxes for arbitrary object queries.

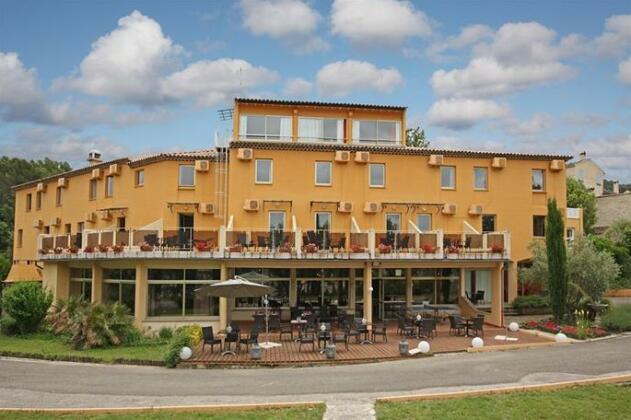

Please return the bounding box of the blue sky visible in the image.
[1,0,630,181]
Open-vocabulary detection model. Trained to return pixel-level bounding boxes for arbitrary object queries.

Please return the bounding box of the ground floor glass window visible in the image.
[147,268,220,317]
[234,268,290,308]
[103,268,136,314]
[69,267,92,301]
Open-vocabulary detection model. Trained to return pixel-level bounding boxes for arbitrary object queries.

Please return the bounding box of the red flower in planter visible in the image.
[194,241,209,252]
[83,246,94,253]
[304,243,318,253]
[590,327,608,337]
[523,320,539,329]
[421,244,436,254]
[278,242,292,253]
[112,244,124,253]
[351,243,365,253]
[378,243,392,254]
[491,244,504,253]
[540,321,560,333]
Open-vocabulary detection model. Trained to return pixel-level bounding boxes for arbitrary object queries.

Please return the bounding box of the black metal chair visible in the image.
[224,325,240,353]
[202,326,222,353]
[268,314,281,332]
[331,329,349,350]
[298,330,316,352]
[371,323,388,343]
[397,316,416,337]
[448,315,465,336]
[420,318,435,339]
[253,313,265,332]
[470,315,485,337]
[239,329,259,352]
[279,321,293,341]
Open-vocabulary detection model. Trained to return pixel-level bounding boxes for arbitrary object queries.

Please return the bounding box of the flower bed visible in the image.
[520,318,610,339]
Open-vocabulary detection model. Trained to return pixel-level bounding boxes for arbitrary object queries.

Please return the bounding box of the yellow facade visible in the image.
[9,98,582,329]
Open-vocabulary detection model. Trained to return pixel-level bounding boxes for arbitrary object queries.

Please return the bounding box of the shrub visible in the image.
[512,295,549,309]
[158,326,174,341]
[46,297,141,349]
[0,316,18,335]
[1,282,52,334]
[164,324,203,368]
[600,304,631,332]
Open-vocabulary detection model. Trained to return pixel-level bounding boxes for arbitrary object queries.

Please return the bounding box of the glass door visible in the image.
[269,211,285,248]
[178,213,194,249]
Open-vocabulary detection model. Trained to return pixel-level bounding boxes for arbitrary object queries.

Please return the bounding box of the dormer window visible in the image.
[239,115,292,141]
[352,120,400,144]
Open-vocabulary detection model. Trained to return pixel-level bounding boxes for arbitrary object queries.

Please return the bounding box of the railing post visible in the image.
[504,231,511,259]
[368,229,376,259]
[436,229,444,258]
[295,228,302,258]
[219,226,226,253]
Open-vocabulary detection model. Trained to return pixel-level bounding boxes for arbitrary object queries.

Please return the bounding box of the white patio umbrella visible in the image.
[236,272,283,349]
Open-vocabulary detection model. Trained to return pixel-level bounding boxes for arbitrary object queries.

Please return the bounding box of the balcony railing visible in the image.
[38,227,510,262]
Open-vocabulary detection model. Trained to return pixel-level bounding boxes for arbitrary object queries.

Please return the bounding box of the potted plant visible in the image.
[304,243,318,253]
[139,242,154,252]
[491,243,504,256]
[53,247,64,255]
[421,244,436,256]
[83,246,94,253]
[194,241,209,252]
[228,244,242,253]
[378,243,392,254]
[446,246,459,259]
[98,244,109,253]
[112,244,124,253]
[68,245,79,254]
[351,243,364,253]
[278,242,292,253]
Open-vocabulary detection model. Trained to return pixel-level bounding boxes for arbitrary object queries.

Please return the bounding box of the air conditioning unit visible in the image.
[337,201,353,213]
[428,154,444,166]
[244,199,260,211]
[550,160,565,171]
[468,204,483,216]
[50,217,61,227]
[91,168,103,180]
[57,177,68,188]
[237,148,253,161]
[32,219,43,229]
[101,210,112,221]
[335,150,351,163]
[36,182,47,192]
[108,163,121,176]
[363,202,381,213]
[85,212,97,223]
[442,203,456,215]
[492,157,507,169]
[355,151,370,163]
[199,203,215,214]
[195,160,210,172]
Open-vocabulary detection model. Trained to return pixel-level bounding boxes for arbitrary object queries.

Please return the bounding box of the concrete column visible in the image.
[289,267,297,306]
[489,263,504,327]
[507,262,518,303]
[134,262,147,327]
[219,263,229,330]
[363,262,373,324]
[459,268,466,297]
[348,268,356,311]
[91,262,103,303]
[405,267,412,306]
[43,262,69,302]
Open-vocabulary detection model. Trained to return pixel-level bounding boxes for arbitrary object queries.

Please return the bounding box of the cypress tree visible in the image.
[546,198,568,323]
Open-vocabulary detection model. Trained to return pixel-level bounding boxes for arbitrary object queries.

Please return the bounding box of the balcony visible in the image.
[38,227,510,262]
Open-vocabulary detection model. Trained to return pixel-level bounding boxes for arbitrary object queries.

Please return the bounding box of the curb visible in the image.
[376,373,631,403]
[0,351,164,367]
[466,340,568,353]
[0,401,324,415]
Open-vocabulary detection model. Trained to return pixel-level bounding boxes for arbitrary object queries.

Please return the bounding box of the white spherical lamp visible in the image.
[369,287,374,292]
[508,322,520,332]
[179,346,192,361]
[555,332,568,343]
[416,314,422,322]
[226,325,232,333]
[417,340,431,354]
[362,318,367,325]
[471,337,484,348]
[320,323,326,332]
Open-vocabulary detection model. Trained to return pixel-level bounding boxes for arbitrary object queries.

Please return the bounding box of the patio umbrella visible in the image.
[236,272,282,349]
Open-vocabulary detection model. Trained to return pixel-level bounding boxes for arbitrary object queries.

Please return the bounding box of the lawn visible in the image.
[0,332,167,364]
[376,384,631,420]
[0,405,325,420]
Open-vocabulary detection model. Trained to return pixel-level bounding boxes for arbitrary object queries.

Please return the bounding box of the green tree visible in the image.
[604,219,631,251]
[547,198,568,322]
[405,126,430,148]
[566,177,597,234]
[590,234,631,289]
[1,282,52,334]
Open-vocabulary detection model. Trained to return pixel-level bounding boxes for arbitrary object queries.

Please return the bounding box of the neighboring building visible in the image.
[567,151,606,196]
[8,98,583,329]
[594,191,631,234]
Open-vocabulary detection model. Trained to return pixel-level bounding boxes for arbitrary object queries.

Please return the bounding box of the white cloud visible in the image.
[426,24,493,61]
[569,133,631,181]
[57,10,183,104]
[316,60,403,96]
[161,59,278,107]
[239,0,328,53]
[501,113,553,136]
[618,56,631,85]
[426,98,509,130]
[0,127,127,167]
[283,77,313,97]
[593,14,631,57]
[430,22,577,99]
[562,112,610,127]
[331,0,432,48]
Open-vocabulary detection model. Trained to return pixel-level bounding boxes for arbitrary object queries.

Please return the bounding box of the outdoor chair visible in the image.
[239,329,259,352]
[470,315,485,337]
[298,330,316,352]
[371,323,388,343]
[224,329,240,354]
[253,313,265,332]
[202,326,222,353]
[331,329,349,350]
[268,314,281,332]
[279,321,293,341]
[448,315,465,336]
[345,323,361,344]
[420,318,435,339]
[397,317,416,337]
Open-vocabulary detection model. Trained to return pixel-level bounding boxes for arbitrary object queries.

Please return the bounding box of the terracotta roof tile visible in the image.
[235,97,406,111]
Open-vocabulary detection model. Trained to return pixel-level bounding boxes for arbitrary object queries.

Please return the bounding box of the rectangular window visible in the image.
[64,223,72,234]
[416,214,432,231]
[240,115,292,141]
[532,169,545,191]
[26,193,32,211]
[315,161,332,186]
[386,213,401,232]
[315,212,331,231]
[135,169,144,187]
[69,268,92,301]
[103,269,136,313]
[235,268,290,308]
[369,163,385,187]
[441,166,456,189]
[533,215,546,237]
[353,120,400,143]
[89,179,97,200]
[147,268,220,317]
[474,167,488,190]
[566,227,575,241]
[36,191,42,210]
[179,165,195,187]
[105,176,114,197]
[269,211,285,231]
[255,159,273,184]
[482,215,496,233]
[17,229,23,248]
[298,117,343,142]
[55,187,63,206]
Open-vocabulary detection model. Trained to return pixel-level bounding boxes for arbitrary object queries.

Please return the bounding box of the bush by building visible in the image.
[1,281,52,334]
[600,304,631,332]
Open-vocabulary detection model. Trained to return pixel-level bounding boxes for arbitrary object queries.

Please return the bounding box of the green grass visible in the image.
[376,384,631,420]
[0,405,325,419]
[600,304,631,332]
[0,332,167,364]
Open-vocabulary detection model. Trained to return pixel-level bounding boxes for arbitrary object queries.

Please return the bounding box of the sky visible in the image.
[1,0,631,181]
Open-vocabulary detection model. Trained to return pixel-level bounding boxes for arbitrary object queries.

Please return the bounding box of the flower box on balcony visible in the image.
[69,246,79,254]
[112,245,124,254]
[228,245,243,253]
[83,246,95,253]
[351,244,365,253]
[98,245,110,253]
[304,243,318,253]
[53,247,64,255]
[140,244,154,252]
[377,244,392,255]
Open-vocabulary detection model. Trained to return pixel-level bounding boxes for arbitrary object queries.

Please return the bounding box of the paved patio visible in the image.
[185,321,553,367]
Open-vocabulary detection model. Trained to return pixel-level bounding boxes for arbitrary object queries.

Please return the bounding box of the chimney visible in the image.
[613,181,620,195]
[87,150,102,166]
[594,182,604,197]
[579,151,587,160]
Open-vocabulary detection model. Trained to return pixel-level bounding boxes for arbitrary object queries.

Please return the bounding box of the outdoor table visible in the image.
[463,318,475,337]
[290,319,307,342]
[218,330,240,356]
[358,323,372,344]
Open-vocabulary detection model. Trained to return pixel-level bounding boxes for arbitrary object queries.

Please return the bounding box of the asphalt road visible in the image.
[1,335,630,410]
